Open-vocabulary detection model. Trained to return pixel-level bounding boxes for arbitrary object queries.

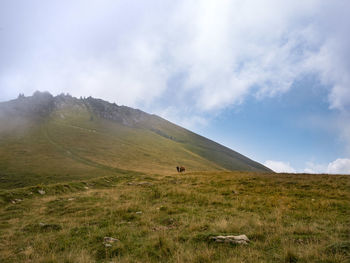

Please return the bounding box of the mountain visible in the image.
[0,91,271,189]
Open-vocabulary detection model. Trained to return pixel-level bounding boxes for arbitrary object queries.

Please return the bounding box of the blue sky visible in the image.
[0,0,350,173]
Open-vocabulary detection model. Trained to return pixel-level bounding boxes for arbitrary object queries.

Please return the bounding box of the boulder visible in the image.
[210,234,250,244]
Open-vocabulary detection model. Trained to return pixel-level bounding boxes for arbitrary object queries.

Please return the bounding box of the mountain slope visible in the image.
[0,92,271,189]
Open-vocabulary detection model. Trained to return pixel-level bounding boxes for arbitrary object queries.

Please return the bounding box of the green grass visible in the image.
[0,171,349,262]
[0,99,270,190]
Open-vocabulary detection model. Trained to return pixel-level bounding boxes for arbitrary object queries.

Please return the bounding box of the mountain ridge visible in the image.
[0,91,271,189]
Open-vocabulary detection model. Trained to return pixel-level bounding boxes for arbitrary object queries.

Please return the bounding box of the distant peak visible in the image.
[32,90,53,98]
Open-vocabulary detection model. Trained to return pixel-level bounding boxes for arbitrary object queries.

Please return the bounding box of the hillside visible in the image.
[0,91,271,189]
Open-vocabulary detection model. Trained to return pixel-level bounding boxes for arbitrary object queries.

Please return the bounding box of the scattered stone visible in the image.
[136,211,142,214]
[68,198,75,201]
[210,235,250,245]
[104,237,119,245]
[11,198,23,204]
[84,186,89,190]
[104,243,112,247]
[38,189,46,195]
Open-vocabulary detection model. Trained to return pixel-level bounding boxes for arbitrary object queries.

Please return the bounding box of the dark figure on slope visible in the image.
[176,166,185,173]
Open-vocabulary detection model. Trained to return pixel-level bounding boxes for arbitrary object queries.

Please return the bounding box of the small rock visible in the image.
[136,211,142,214]
[104,237,119,244]
[11,199,23,204]
[38,190,46,195]
[39,222,46,227]
[210,234,250,245]
[68,198,75,201]
[84,186,89,190]
[104,243,112,247]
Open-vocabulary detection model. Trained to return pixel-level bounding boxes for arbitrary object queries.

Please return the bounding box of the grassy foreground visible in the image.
[0,171,349,263]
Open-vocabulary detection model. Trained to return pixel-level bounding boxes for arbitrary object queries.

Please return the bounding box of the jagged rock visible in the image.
[210,234,250,244]
[38,189,46,195]
[85,97,150,127]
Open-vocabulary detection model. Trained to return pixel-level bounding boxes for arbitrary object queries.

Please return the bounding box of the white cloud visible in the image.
[264,160,296,173]
[303,162,327,174]
[327,158,350,174]
[1,1,349,110]
[1,0,350,152]
[267,159,350,174]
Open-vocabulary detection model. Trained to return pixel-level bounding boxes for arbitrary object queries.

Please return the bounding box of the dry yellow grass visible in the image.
[0,171,349,262]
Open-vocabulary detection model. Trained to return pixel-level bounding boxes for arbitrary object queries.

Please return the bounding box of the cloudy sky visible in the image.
[1,0,350,173]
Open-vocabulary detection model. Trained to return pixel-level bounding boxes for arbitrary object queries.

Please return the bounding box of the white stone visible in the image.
[210,234,250,244]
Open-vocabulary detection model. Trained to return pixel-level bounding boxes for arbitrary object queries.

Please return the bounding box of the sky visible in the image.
[0,0,350,173]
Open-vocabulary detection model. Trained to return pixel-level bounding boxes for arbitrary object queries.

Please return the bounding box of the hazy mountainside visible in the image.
[0,91,271,189]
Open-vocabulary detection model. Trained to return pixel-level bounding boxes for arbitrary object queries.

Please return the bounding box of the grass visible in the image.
[0,96,348,261]
[0,99,270,190]
[0,171,349,262]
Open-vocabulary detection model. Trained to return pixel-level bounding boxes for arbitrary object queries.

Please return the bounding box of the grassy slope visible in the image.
[0,107,218,189]
[143,116,270,172]
[0,171,349,262]
[0,99,270,189]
